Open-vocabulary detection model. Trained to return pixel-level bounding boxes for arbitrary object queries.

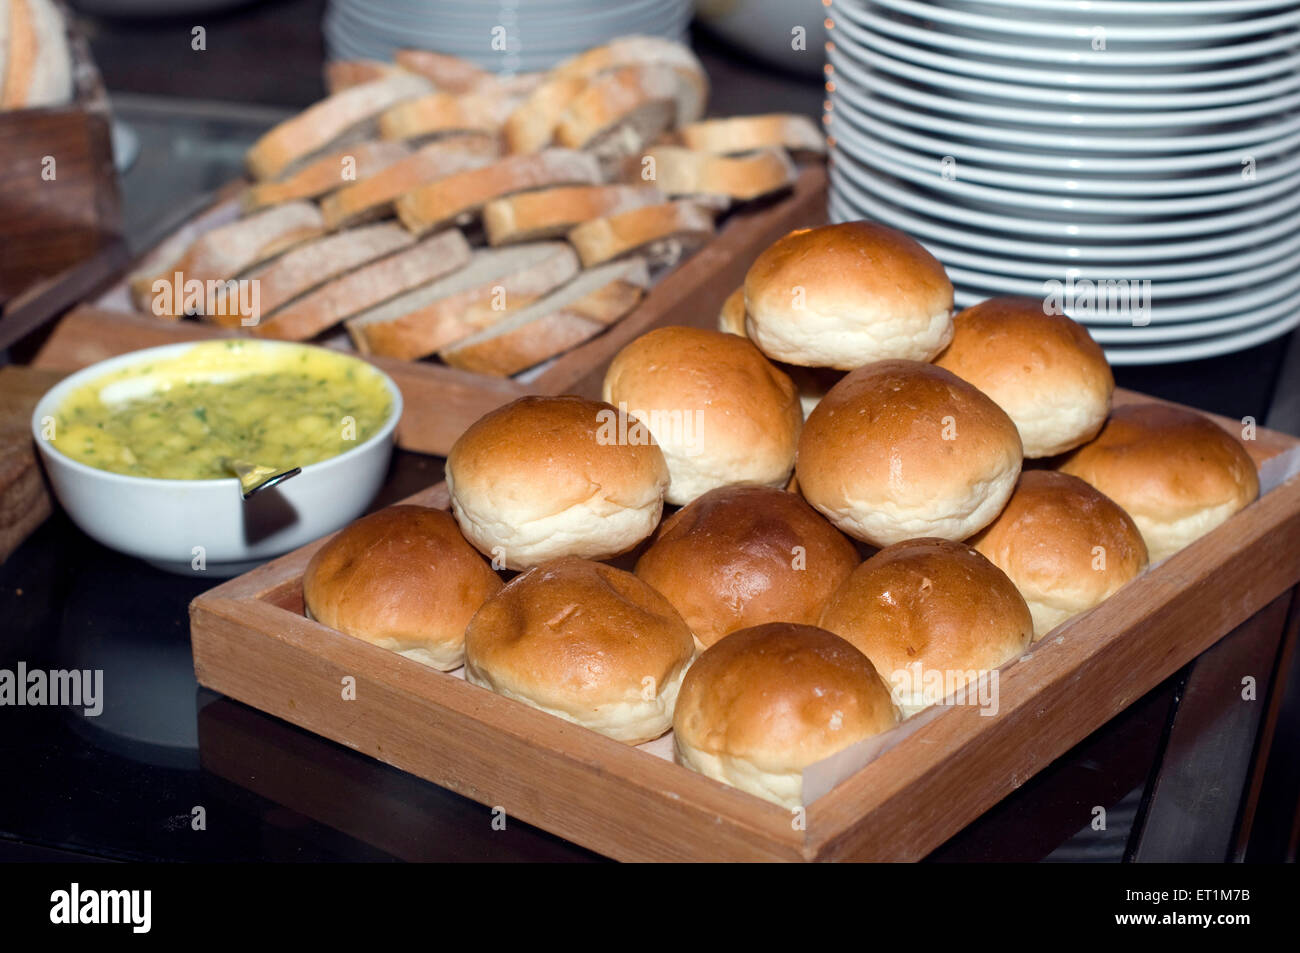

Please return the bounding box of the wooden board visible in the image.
[188,393,1300,861]
[0,10,122,307]
[29,165,828,456]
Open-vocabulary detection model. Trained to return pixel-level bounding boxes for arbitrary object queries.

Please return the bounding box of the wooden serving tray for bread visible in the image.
[28,165,827,457]
[188,392,1300,862]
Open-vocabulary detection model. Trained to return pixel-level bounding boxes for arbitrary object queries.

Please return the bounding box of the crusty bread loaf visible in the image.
[503,73,587,154]
[207,222,415,328]
[567,199,715,268]
[325,59,399,94]
[2,0,72,109]
[393,49,492,93]
[680,113,826,157]
[246,72,431,181]
[129,202,325,317]
[644,145,797,202]
[241,141,411,213]
[252,229,471,341]
[346,242,579,360]
[320,134,501,229]
[394,149,603,235]
[553,35,707,124]
[482,183,662,245]
[441,258,650,376]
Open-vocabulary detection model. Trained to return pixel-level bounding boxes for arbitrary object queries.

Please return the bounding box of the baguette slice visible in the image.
[346,242,579,360]
[553,35,707,123]
[206,222,415,328]
[503,73,587,154]
[325,59,400,94]
[379,89,517,142]
[567,199,716,268]
[320,134,501,229]
[395,149,602,236]
[482,183,662,246]
[252,229,471,341]
[643,145,797,202]
[129,202,325,316]
[241,140,411,213]
[680,113,826,157]
[441,258,650,377]
[394,49,492,93]
[246,72,431,181]
[2,0,72,109]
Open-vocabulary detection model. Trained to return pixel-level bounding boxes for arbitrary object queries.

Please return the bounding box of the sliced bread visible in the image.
[378,89,517,142]
[502,73,587,154]
[567,199,715,268]
[393,49,491,93]
[440,258,650,377]
[553,35,707,123]
[241,140,411,213]
[643,145,797,202]
[553,64,685,173]
[395,149,602,236]
[346,242,579,360]
[2,0,72,109]
[246,72,431,181]
[252,229,471,341]
[679,113,826,157]
[325,59,400,94]
[482,183,662,245]
[320,134,501,229]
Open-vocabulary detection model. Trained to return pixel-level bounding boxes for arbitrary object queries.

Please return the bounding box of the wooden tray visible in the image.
[29,164,828,457]
[189,392,1300,861]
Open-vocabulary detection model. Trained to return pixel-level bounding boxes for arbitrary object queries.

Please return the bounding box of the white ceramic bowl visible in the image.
[31,341,402,577]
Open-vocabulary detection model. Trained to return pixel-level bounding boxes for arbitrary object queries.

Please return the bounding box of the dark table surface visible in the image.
[2,12,1298,863]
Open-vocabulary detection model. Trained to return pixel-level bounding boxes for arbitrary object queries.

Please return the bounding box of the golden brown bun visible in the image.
[796,360,1023,545]
[819,538,1032,716]
[602,326,802,505]
[672,623,899,807]
[464,557,695,744]
[446,395,670,570]
[303,505,502,670]
[1058,402,1259,562]
[743,222,955,369]
[635,486,859,648]
[970,470,1147,639]
[718,286,747,336]
[933,296,1114,458]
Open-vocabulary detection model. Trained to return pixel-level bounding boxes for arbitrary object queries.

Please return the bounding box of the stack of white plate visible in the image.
[325,0,693,74]
[826,0,1300,364]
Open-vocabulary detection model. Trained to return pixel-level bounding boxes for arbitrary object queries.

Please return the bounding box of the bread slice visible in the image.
[567,200,716,268]
[393,49,491,93]
[680,113,826,157]
[2,0,72,109]
[379,89,517,142]
[129,201,325,316]
[441,258,650,377]
[644,145,797,202]
[482,183,662,246]
[503,73,587,154]
[246,72,431,181]
[325,59,399,94]
[553,35,707,124]
[241,140,411,213]
[554,64,688,174]
[320,134,501,229]
[346,242,579,360]
[395,149,602,236]
[252,229,471,341]
[206,222,415,328]
[718,286,747,336]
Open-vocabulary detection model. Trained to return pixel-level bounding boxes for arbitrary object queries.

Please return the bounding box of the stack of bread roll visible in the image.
[0,0,74,110]
[122,35,825,381]
[303,218,1260,810]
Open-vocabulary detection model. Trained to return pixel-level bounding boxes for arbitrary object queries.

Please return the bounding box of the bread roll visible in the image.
[933,296,1114,457]
[819,539,1032,716]
[446,395,670,570]
[744,222,955,369]
[797,360,1023,545]
[1058,402,1259,562]
[464,556,695,744]
[303,505,502,670]
[635,486,858,648]
[718,286,747,337]
[603,326,802,505]
[970,470,1148,638]
[673,623,899,808]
